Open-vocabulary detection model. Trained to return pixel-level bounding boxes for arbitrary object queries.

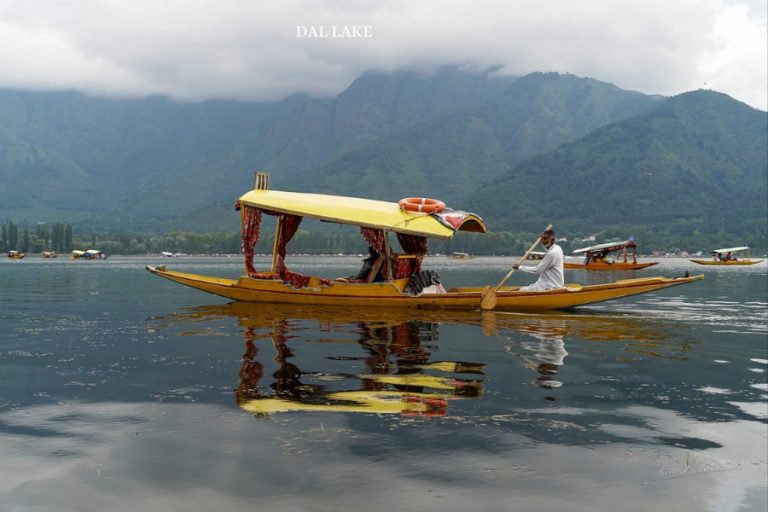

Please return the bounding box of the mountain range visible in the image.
[0,67,765,246]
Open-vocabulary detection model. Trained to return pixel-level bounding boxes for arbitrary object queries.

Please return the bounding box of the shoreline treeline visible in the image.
[2,220,765,256]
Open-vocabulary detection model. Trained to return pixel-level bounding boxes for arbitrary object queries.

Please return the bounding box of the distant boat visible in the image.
[690,246,763,266]
[161,251,178,258]
[449,251,473,259]
[42,251,58,258]
[72,249,108,260]
[7,250,25,259]
[566,239,659,270]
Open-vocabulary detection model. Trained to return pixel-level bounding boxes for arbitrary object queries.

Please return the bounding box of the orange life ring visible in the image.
[398,197,446,214]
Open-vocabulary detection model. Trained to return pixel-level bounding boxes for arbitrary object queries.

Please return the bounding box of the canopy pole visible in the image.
[240,204,248,274]
[271,216,282,273]
[383,231,393,281]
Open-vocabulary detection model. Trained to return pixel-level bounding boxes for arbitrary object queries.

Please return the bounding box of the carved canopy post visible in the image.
[240,205,262,276]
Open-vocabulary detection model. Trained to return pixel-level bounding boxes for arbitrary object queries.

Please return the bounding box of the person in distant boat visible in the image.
[513,229,564,291]
[593,250,608,264]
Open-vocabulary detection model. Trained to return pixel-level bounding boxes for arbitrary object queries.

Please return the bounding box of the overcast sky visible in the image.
[0,0,765,109]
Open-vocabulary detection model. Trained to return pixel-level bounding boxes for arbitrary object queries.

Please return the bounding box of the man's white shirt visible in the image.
[518,243,564,291]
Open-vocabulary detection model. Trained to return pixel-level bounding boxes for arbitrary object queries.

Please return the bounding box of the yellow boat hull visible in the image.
[146,265,703,312]
[690,259,763,266]
[564,261,659,270]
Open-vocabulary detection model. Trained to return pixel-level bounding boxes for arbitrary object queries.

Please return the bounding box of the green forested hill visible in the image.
[0,90,274,224]
[467,90,768,246]
[131,67,518,228]
[307,72,659,203]
[0,71,765,250]
[0,67,516,229]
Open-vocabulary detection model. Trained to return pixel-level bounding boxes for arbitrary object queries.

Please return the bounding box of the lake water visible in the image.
[1,255,766,511]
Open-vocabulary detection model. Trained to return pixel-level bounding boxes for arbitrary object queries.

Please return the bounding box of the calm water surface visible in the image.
[1,255,766,511]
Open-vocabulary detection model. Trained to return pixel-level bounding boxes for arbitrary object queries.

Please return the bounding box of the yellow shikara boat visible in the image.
[565,239,659,270]
[147,174,702,311]
[690,246,764,266]
[7,250,25,259]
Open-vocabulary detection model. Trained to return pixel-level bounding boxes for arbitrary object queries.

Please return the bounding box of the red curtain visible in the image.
[396,233,427,275]
[242,210,314,288]
[360,227,385,252]
[241,206,262,275]
[236,327,265,402]
[390,259,411,279]
[273,214,302,274]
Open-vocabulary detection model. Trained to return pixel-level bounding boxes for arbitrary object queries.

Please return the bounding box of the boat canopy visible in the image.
[72,250,86,255]
[238,190,486,240]
[711,246,749,254]
[573,240,636,255]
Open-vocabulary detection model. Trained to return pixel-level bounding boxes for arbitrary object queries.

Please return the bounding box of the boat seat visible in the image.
[248,271,281,279]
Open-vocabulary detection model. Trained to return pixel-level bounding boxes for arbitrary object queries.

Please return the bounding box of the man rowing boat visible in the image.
[513,229,564,291]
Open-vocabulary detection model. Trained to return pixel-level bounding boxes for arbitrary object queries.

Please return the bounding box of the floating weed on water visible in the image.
[697,387,735,395]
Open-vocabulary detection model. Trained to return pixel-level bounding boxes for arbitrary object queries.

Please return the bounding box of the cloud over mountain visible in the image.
[0,0,765,109]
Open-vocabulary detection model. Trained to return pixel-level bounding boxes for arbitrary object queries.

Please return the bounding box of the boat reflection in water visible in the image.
[236,320,484,417]
[213,304,485,417]
[514,320,570,391]
[482,307,690,380]
[156,303,693,417]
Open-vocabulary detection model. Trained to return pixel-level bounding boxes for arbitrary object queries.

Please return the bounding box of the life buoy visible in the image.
[398,197,446,214]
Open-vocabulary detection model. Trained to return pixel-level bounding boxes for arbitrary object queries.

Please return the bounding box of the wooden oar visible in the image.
[480,224,552,311]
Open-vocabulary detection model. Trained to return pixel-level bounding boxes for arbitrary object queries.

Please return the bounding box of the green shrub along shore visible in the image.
[2,221,765,256]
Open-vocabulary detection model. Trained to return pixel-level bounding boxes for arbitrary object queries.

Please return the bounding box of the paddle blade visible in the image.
[480,285,497,311]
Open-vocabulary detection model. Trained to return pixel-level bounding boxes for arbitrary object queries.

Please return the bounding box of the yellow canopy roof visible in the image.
[711,246,749,254]
[238,190,486,240]
[572,240,635,254]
